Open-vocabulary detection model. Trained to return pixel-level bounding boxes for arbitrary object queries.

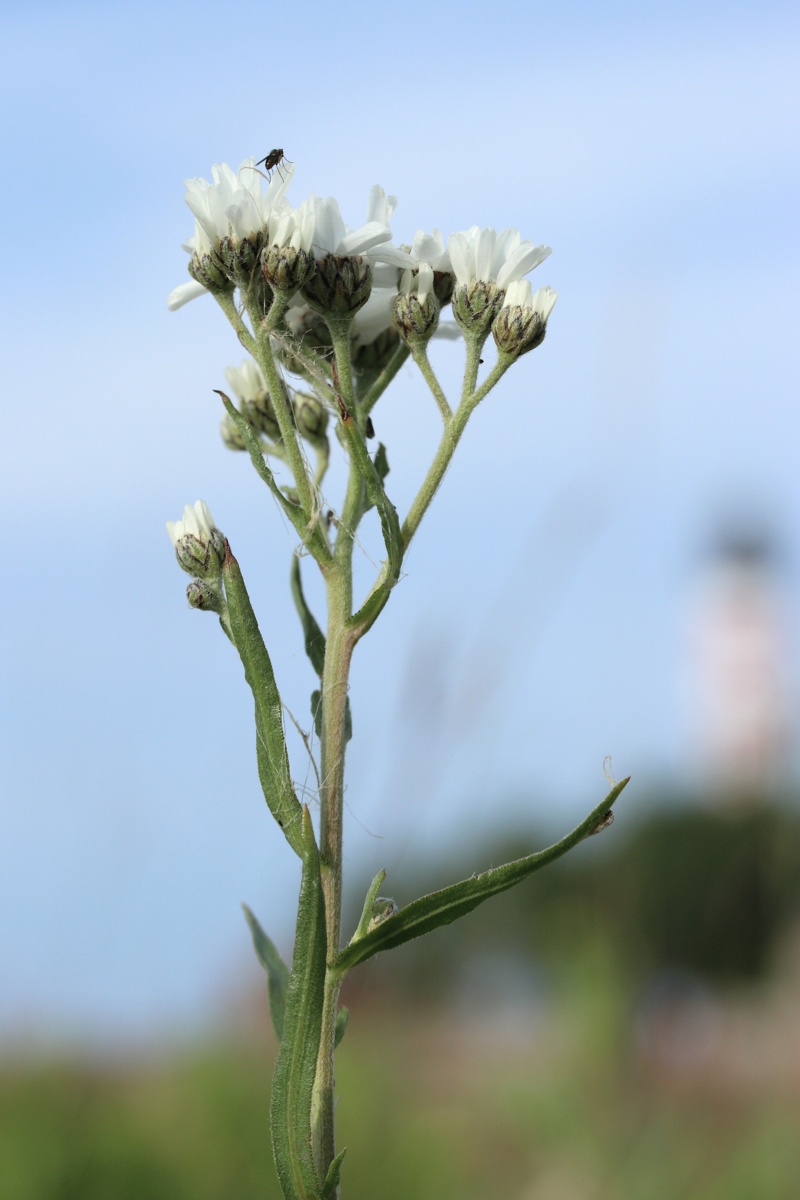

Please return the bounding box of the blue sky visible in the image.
[1,0,799,1047]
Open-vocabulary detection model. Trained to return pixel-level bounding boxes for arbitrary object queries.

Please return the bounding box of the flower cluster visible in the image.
[168,158,557,358]
[167,501,228,615]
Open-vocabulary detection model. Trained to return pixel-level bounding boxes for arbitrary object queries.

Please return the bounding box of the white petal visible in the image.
[167,280,208,310]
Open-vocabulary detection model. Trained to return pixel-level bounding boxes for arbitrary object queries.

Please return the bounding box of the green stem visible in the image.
[408,340,452,422]
[400,400,472,550]
[461,330,487,404]
[214,291,257,355]
[310,312,365,1186]
[250,304,317,521]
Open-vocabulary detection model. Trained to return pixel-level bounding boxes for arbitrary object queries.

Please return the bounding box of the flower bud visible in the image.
[492,283,558,358]
[293,391,329,444]
[302,254,373,317]
[432,268,456,307]
[262,244,316,295]
[166,501,226,580]
[188,249,232,295]
[351,326,401,372]
[220,413,247,451]
[451,280,504,338]
[391,264,440,343]
[186,578,226,615]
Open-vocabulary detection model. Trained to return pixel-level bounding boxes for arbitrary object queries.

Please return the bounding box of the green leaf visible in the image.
[339,417,402,592]
[364,444,390,511]
[290,556,326,678]
[312,690,351,745]
[332,779,630,973]
[223,547,304,857]
[321,1148,346,1200]
[242,904,290,1043]
[334,1006,349,1049]
[351,869,387,942]
[271,808,327,1200]
[374,442,389,482]
[311,689,323,739]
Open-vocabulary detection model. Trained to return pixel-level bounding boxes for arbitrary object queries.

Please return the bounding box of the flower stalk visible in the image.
[166,154,621,1200]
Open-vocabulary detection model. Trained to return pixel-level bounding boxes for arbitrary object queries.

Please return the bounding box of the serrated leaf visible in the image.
[334,1006,349,1049]
[321,1148,346,1200]
[271,809,327,1200]
[291,556,326,678]
[223,546,304,857]
[242,904,290,1042]
[332,779,630,973]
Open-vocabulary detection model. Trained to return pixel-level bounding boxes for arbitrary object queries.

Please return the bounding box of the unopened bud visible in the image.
[293,391,329,444]
[186,578,226,615]
[220,414,247,451]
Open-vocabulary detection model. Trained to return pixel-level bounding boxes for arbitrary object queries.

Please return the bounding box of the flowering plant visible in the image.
[167,154,627,1200]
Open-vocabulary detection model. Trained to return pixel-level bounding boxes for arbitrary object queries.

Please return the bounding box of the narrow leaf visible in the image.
[321,1148,347,1200]
[312,689,351,745]
[242,904,290,1042]
[290,556,326,678]
[223,546,304,857]
[351,870,387,942]
[271,809,327,1200]
[364,443,390,511]
[334,1006,349,1049]
[339,416,402,587]
[332,779,630,973]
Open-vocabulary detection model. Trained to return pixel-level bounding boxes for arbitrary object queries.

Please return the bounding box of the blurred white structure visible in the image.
[688,527,794,800]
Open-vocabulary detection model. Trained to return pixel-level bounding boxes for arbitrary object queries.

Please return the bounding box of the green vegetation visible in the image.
[4,802,799,1198]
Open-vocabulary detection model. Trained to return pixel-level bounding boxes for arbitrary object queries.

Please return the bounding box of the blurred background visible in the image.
[2,0,800,1196]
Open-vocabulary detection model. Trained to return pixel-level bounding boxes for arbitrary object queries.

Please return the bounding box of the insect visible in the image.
[256,148,292,179]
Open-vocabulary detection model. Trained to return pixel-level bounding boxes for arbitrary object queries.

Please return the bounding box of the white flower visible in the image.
[167,278,209,311]
[408,229,451,272]
[168,159,295,309]
[184,158,293,248]
[351,288,397,347]
[398,261,434,303]
[448,226,550,289]
[267,196,317,253]
[166,500,218,549]
[502,280,558,321]
[309,186,411,268]
[224,360,267,404]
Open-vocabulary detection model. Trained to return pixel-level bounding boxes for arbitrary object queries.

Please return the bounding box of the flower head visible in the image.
[391,263,440,343]
[301,187,412,317]
[492,281,558,357]
[166,500,226,579]
[448,226,551,338]
[448,226,550,289]
[168,159,295,308]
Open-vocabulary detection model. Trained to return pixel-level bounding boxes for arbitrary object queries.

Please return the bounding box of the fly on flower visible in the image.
[256,148,292,180]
